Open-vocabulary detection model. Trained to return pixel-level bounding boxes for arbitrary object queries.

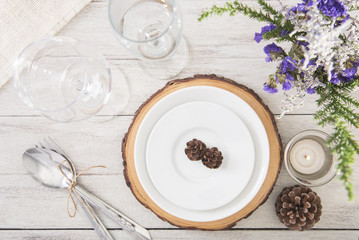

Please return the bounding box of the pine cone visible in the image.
[202,147,223,169]
[275,185,322,231]
[185,139,207,161]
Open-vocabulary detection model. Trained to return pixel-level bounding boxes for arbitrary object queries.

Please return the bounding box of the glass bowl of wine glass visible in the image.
[108,0,189,80]
[13,37,112,122]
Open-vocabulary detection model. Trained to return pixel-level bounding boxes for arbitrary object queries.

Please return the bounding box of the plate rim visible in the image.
[136,86,267,221]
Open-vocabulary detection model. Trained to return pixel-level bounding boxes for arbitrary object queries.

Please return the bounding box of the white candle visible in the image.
[289,139,326,174]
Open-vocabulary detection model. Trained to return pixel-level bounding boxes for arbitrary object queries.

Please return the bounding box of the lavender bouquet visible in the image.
[200,0,359,200]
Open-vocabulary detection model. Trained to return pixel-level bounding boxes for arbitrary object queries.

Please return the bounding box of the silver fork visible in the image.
[37,137,152,240]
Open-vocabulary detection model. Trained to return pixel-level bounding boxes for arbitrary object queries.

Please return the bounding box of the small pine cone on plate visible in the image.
[185,139,207,161]
[202,147,223,169]
[275,185,322,231]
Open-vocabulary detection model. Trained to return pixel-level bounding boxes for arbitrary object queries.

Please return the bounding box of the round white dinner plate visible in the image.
[146,101,255,211]
[134,86,270,222]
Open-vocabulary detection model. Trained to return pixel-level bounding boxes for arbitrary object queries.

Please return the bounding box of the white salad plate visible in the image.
[134,86,270,222]
[146,101,255,211]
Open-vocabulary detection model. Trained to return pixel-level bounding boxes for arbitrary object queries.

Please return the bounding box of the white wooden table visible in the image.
[0,0,358,239]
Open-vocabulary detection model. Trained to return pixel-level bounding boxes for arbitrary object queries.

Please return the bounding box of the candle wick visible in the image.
[304,155,311,160]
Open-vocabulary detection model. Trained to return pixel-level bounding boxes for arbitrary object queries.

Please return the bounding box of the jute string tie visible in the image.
[58,160,106,217]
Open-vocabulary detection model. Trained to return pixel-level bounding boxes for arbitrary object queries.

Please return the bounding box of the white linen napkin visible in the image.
[0,0,91,89]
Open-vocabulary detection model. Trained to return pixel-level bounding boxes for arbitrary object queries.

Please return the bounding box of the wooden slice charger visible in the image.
[122,75,283,230]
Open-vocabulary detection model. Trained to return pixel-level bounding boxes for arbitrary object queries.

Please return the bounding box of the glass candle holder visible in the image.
[284,129,337,186]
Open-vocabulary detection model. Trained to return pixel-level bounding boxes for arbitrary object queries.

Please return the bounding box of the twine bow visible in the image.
[58,160,106,217]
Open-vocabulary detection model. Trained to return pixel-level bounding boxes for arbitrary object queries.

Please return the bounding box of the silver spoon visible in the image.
[24,138,152,240]
[23,147,114,240]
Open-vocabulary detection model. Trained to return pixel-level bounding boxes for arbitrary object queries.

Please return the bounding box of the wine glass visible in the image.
[108,0,189,80]
[13,37,114,122]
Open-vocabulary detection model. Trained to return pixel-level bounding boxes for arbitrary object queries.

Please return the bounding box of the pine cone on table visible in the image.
[185,139,207,161]
[275,185,322,231]
[202,147,223,169]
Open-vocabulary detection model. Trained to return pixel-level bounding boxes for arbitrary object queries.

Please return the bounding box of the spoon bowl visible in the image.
[23,147,72,189]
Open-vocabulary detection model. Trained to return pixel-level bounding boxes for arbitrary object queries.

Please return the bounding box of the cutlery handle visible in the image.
[75,185,152,240]
[73,193,114,240]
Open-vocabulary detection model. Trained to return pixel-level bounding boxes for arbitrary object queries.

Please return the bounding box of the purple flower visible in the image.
[298,41,310,51]
[307,87,316,94]
[297,2,308,11]
[342,59,359,78]
[343,66,357,78]
[264,43,283,54]
[330,76,340,84]
[330,70,340,84]
[282,81,292,91]
[280,56,297,72]
[317,0,347,19]
[263,83,278,93]
[254,33,263,43]
[287,6,298,15]
[303,0,314,7]
[287,0,313,15]
[300,58,317,67]
[335,14,350,26]
[262,24,276,33]
[299,41,309,47]
[329,68,356,84]
[254,24,276,43]
[264,43,283,62]
[308,60,316,66]
[286,73,295,81]
[340,76,353,82]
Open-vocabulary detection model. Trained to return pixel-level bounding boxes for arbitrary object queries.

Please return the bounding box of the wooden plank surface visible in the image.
[0,0,358,239]
[0,230,358,240]
[0,116,358,231]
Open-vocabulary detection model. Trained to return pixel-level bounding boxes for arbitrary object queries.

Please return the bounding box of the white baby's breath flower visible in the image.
[344,0,359,10]
[278,1,359,116]
[288,4,351,79]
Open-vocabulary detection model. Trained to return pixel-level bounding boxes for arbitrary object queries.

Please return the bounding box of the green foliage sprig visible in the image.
[199,1,278,24]
[315,80,359,200]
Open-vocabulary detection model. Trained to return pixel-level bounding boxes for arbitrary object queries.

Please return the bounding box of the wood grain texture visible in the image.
[0,116,358,230]
[0,230,358,240]
[1,167,358,229]
[1,0,359,238]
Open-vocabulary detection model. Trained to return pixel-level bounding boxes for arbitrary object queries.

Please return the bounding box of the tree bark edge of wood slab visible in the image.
[122,74,283,230]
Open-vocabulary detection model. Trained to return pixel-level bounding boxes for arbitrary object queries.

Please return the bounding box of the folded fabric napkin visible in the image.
[0,0,91,89]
